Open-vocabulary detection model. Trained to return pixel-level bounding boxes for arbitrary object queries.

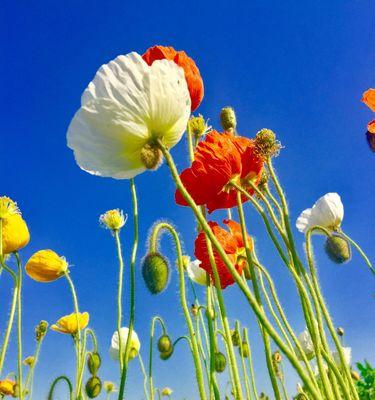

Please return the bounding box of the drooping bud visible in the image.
[188,115,209,139]
[142,252,170,294]
[325,235,351,264]
[255,128,281,159]
[157,335,173,354]
[99,209,127,231]
[214,352,227,373]
[23,356,35,367]
[231,329,240,347]
[159,346,174,360]
[191,304,199,317]
[140,142,163,170]
[366,120,375,152]
[337,327,345,337]
[220,107,237,132]
[239,341,250,358]
[85,376,102,398]
[87,352,101,375]
[35,320,49,341]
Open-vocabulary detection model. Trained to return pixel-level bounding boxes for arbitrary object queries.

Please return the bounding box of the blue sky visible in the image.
[1,0,374,398]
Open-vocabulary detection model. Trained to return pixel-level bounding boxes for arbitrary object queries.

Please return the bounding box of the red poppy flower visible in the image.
[142,45,204,111]
[194,220,250,289]
[175,131,263,213]
[362,88,375,112]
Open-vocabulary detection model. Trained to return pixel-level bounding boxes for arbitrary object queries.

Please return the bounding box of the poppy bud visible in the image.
[325,235,351,264]
[351,369,360,381]
[337,327,345,337]
[157,335,173,354]
[220,107,237,132]
[85,376,102,399]
[255,128,281,159]
[188,115,208,138]
[191,304,199,317]
[35,320,49,341]
[231,329,240,347]
[140,142,163,170]
[87,352,101,375]
[159,346,174,360]
[239,342,250,358]
[214,352,227,373]
[142,252,170,294]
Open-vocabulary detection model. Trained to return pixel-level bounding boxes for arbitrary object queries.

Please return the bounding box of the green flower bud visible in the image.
[214,352,227,373]
[159,346,174,361]
[239,341,250,358]
[255,128,281,159]
[337,327,345,337]
[142,252,170,294]
[85,376,102,399]
[325,235,351,264]
[87,352,101,375]
[231,329,240,347]
[220,107,237,131]
[157,334,173,354]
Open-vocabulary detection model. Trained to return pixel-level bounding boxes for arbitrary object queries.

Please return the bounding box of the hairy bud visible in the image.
[325,235,351,264]
[214,352,227,373]
[220,107,237,132]
[142,252,170,294]
[87,352,101,375]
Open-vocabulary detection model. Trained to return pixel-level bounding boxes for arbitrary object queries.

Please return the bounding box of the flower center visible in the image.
[140,142,163,170]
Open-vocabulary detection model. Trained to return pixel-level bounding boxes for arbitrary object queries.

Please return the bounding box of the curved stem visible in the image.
[118,178,139,399]
[47,376,73,400]
[138,353,150,400]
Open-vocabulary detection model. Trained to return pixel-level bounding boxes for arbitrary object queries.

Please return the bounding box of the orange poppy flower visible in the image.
[362,88,375,112]
[175,131,263,213]
[142,45,204,111]
[194,220,250,289]
[366,120,375,152]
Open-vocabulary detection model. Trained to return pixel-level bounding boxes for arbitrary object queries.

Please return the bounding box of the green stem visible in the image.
[138,353,150,400]
[24,338,44,398]
[15,253,23,400]
[47,376,73,400]
[118,178,139,400]
[341,232,375,275]
[235,323,251,400]
[158,142,322,400]
[243,329,258,400]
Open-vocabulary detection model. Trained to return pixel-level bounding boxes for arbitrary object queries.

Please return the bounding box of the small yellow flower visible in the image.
[0,196,19,219]
[161,387,173,396]
[51,312,89,334]
[23,356,35,367]
[25,250,68,282]
[0,379,16,396]
[1,214,30,255]
[99,209,127,231]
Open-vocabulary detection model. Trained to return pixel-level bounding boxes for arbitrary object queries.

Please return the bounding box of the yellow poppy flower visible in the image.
[51,312,89,334]
[1,214,30,254]
[25,250,68,282]
[0,379,16,396]
[0,196,19,219]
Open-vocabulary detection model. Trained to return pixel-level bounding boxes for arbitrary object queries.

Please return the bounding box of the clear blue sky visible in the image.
[1,1,374,398]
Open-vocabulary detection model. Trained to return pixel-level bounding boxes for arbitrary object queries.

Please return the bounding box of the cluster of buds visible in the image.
[85,351,102,398]
[158,334,174,360]
[35,320,49,342]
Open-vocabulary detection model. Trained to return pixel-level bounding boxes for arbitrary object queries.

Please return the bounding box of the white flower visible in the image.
[187,259,207,286]
[332,346,352,366]
[296,329,315,360]
[296,193,344,233]
[110,327,140,361]
[67,52,191,179]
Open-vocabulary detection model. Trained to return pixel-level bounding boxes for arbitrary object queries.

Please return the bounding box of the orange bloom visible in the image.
[368,119,375,134]
[194,220,250,289]
[142,45,204,111]
[366,120,375,152]
[175,131,263,213]
[362,88,375,112]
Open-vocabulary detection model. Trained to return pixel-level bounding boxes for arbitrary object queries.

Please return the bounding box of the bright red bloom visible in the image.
[362,88,375,112]
[175,131,263,213]
[194,220,250,289]
[142,45,204,111]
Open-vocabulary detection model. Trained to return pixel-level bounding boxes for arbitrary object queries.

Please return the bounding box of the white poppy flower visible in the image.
[187,259,207,286]
[67,52,191,179]
[296,329,315,360]
[296,193,344,233]
[332,346,352,366]
[110,327,140,361]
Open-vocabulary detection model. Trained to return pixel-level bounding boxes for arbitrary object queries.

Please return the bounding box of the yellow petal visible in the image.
[1,214,30,254]
[25,249,68,282]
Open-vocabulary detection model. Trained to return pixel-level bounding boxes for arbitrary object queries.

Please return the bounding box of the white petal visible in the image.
[187,259,207,286]
[67,98,148,179]
[296,208,312,233]
[109,327,140,361]
[332,347,351,366]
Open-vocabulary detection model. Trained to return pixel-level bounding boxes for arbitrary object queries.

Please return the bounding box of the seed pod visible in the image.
[231,329,240,347]
[85,376,102,399]
[239,342,250,358]
[214,352,227,373]
[157,335,173,354]
[87,352,101,375]
[142,252,170,294]
[325,235,351,264]
[220,107,237,131]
